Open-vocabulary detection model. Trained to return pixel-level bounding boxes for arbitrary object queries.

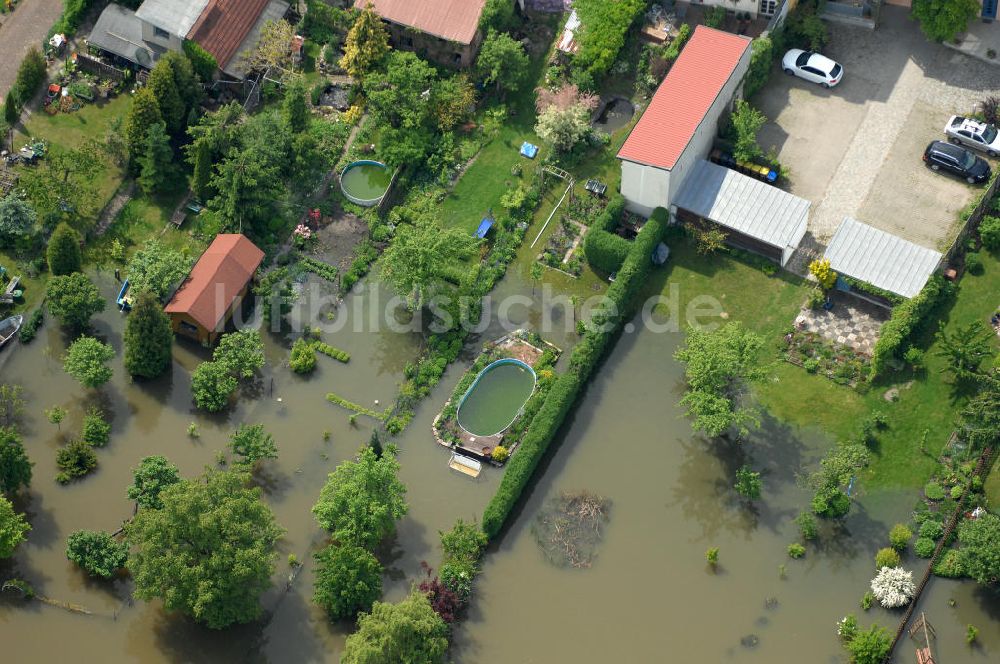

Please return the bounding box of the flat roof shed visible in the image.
[824,217,942,299]
[672,160,810,266]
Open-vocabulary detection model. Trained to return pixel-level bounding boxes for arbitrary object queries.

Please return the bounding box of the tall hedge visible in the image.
[868,276,949,380]
[584,229,630,274]
[50,0,102,38]
[4,47,47,123]
[594,194,626,233]
[482,207,669,538]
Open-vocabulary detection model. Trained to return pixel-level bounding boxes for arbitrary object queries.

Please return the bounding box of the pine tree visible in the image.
[282,78,309,133]
[191,138,213,201]
[138,122,173,195]
[47,222,82,276]
[124,87,163,169]
[124,290,174,379]
[148,59,184,135]
[339,4,391,79]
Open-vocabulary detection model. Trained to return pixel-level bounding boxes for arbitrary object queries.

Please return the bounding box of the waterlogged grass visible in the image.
[649,237,1000,489]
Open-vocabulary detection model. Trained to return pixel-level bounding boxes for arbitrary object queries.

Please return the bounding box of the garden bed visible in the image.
[537,216,586,277]
[432,330,560,466]
[783,329,869,388]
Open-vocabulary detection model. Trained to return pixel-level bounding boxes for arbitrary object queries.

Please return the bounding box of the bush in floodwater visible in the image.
[66,530,127,578]
[874,547,900,569]
[795,512,819,540]
[924,481,945,501]
[787,543,806,559]
[846,624,891,664]
[56,440,97,484]
[81,408,111,447]
[914,537,936,558]
[870,566,915,608]
[919,519,944,541]
[531,491,611,569]
[706,547,720,567]
[889,523,912,551]
[289,338,318,374]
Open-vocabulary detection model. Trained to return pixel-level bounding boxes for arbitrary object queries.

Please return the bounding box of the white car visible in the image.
[944,115,1000,158]
[781,49,844,88]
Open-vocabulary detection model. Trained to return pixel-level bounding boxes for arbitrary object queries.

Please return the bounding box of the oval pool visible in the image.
[457,359,537,437]
[340,160,391,206]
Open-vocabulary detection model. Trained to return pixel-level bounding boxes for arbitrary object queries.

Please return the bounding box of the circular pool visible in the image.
[340,160,391,206]
[457,359,537,437]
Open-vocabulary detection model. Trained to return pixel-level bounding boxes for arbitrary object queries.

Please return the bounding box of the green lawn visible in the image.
[986,459,1000,512]
[647,237,1000,490]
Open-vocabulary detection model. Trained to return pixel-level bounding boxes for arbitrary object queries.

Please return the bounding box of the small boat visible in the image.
[0,315,23,347]
[116,279,133,312]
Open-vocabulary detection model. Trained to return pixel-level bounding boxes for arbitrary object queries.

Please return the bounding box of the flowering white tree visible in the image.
[534,84,600,153]
[870,566,915,608]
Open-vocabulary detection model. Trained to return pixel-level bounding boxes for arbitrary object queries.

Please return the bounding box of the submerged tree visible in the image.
[124,290,174,379]
[46,273,105,331]
[342,591,449,664]
[0,426,32,494]
[66,530,128,578]
[228,424,278,467]
[46,222,82,276]
[0,495,30,558]
[127,455,181,510]
[313,543,383,620]
[63,336,115,389]
[734,465,762,501]
[127,470,283,628]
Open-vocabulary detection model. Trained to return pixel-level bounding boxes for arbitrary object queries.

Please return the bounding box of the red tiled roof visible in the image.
[617,26,751,171]
[187,0,271,70]
[164,234,264,331]
[355,0,487,45]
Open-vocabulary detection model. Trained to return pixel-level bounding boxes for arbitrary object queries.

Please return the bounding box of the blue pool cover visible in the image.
[475,217,494,239]
[520,141,539,159]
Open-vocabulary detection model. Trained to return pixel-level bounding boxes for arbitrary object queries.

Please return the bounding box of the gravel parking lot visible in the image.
[754,6,1000,252]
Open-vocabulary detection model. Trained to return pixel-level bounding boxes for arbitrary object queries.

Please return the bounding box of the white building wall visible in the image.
[696,0,762,17]
[140,20,184,53]
[620,159,671,218]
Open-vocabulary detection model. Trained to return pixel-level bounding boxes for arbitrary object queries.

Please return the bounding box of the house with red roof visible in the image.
[164,234,265,344]
[89,0,290,79]
[356,0,500,68]
[618,26,810,266]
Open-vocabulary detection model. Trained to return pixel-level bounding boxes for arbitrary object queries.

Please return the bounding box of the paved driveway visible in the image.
[754,6,1000,251]
[0,0,64,105]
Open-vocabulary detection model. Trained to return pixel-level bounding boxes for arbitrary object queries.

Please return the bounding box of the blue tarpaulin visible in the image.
[475,218,494,239]
[520,141,539,159]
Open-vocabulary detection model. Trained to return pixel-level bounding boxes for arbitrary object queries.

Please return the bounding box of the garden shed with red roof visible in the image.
[164,234,264,344]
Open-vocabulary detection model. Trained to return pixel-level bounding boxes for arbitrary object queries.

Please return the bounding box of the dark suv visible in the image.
[923,140,991,184]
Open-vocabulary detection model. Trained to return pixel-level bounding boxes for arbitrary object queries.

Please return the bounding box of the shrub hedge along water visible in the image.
[482,207,669,538]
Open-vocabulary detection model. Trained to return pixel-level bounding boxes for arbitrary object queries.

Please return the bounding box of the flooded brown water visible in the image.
[2,242,998,662]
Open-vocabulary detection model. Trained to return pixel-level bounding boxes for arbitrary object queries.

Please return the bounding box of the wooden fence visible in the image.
[883,444,995,661]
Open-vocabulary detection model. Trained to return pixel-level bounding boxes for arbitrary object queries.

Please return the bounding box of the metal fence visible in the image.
[765,0,790,33]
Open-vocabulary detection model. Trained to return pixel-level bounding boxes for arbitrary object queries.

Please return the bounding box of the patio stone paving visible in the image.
[794,291,890,356]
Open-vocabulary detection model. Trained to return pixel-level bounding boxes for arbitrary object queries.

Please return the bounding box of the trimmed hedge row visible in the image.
[3,47,47,125]
[314,341,350,363]
[583,229,630,274]
[868,276,950,380]
[482,207,669,538]
[594,194,626,233]
[301,256,339,283]
[326,392,387,420]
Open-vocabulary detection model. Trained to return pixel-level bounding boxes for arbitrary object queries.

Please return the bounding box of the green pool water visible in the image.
[457,360,536,437]
[341,162,391,202]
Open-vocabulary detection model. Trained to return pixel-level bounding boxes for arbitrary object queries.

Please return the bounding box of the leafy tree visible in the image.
[124,87,163,166]
[935,321,995,382]
[208,147,283,237]
[312,445,408,550]
[244,19,297,78]
[138,121,174,195]
[228,424,278,467]
[432,74,476,132]
[440,518,486,598]
[380,216,478,309]
[124,290,174,379]
[364,51,437,130]
[0,384,25,428]
[283,77,309,133]
[476,30,529,96]
[0,495,30,558]
[479,0,515,32]
[214,330,265,379]
[47,222,82,275]
[913,0,979,42]
[127,455,181,509]
[808,443,869,519]
[536,102,591,153]
[21,144,101,231]
[81,409,111,447]
[148,58,184,135]
[730,100,766,163]
[56,439,98,484]
[161,51,202,125]
[734,465,762,501]
[957,371,1000,450]
[125,240,192,300]
[956,513,1000,586]
[66,530,128,578]
[63,336,115,389]
[127,470,283,628]
[795,512,818,541]
[46,273,105,331]
[0,197,37,241]
[191,361,238,412]
[313,543,383,620]
[340,4,391,79]
[673,322,767,437]
[0,426,32,494]
[378,125,435,169]
[342,591,449,664]
[846,624,891,664]
[744,36,774,99]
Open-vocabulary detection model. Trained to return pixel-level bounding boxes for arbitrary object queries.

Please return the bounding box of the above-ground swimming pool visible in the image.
[340,160,391,206]
[456,359,537,437]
